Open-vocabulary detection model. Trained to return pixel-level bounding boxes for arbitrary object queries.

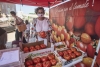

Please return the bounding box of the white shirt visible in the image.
[35,18,51,41]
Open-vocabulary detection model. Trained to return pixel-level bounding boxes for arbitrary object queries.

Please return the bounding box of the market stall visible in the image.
[0,0,100,67]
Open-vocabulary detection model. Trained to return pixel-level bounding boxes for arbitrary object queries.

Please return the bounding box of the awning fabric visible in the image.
[0,0,62,7]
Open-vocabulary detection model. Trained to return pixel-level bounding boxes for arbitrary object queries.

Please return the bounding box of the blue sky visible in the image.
[16,4,49,14]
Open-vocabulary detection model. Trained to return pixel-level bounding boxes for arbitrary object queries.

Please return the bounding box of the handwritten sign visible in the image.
[0,50,19,66]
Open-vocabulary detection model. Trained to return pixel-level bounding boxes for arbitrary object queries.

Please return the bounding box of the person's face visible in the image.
[37,9,44,17]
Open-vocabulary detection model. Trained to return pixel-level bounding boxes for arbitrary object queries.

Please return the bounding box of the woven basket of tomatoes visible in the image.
[55,47,86,66]
[24,53,62,67]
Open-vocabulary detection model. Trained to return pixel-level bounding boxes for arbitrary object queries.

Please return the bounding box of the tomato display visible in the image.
[23,44,46,53]
[69,53,76,59]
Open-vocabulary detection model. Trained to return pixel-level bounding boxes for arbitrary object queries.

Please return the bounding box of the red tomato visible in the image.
[87,42,96,58]
[74,51,82,57]
[41,56,49,62]
[39,31,47,38]
[75,62,86,67]
[50,59,57,66]
[29,46,36,52]
[35,63,43,67]
[25,60,33,66]
[95,16,100,37]
[69,53,76,59]
[58,51,64,57]
[74,17,86,29]
[23,47,29,53]
[33,57,41,64]
[85,22,95,36]
[47,53,55,60]
[63,50,68,55]
[63,54,71,61]
[43,61,51,67]
[67,49,72,54]
[40,44,46,49]
[35,45,41,50]
[76,41,87,52]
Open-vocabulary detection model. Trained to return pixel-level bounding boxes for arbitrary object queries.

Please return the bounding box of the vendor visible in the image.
[0,27,7,49]
[33,7,51,41]
[10,11,27,43]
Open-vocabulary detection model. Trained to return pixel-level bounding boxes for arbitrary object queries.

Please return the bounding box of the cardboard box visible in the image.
[22,52,62,67]
[0,47,22,67]
[54,47,86,67]
[22,40,54,62]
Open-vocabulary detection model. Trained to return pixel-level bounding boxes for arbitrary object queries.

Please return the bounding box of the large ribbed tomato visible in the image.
[87,41,96,58]
[95,16,100,37]
[81,33,92,44]
[74,17,86,29]
[65,16,74,31]
[76,41,87,52]
[85,22,95,36]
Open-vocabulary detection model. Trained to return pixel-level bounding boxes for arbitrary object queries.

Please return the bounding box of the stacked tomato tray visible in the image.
[54,47,86,67]
[24,53,62,67]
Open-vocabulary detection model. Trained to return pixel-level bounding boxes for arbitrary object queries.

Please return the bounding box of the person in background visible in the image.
[10,11,27,43]
[25,20,30,42]
[0,27,7,49]
[33,7,52,42]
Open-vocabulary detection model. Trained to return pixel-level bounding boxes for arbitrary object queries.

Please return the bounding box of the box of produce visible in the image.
[22,40,54,53]
[21,40,54,63]
[0,48,22,67]
[23,52,62,67]
[55,47,86,66]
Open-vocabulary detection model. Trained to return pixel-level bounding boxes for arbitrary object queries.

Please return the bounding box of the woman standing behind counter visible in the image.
[33,7,51,42]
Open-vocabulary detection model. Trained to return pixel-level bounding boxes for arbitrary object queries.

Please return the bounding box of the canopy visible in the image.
[0,0,63,7]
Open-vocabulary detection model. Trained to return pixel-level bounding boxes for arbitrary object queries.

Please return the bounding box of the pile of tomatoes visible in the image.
[25,53,58,67]
[23,44,46,53]
[57,47,82,61]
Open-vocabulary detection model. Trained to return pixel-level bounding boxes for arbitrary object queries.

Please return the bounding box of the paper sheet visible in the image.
[0,50,19,65]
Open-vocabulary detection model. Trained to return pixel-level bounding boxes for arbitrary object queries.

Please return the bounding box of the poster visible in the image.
[50,0,100,65]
